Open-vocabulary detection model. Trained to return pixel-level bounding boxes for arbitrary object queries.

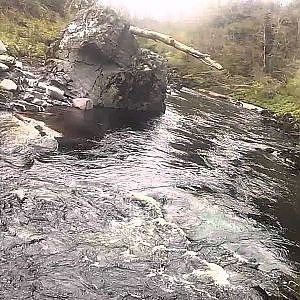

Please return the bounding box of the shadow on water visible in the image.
[0,91,299,299]
[25,106,161,151]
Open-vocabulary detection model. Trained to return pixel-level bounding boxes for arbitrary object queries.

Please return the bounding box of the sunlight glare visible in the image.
[99,0,206,19]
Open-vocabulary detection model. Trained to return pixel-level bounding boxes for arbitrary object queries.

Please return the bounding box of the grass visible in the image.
[138,34,300,122]
[235,73,300,121]
[0,10,65,59]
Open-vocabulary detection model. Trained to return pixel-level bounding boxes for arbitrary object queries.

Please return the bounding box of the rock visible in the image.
[12,100,45,112]
[37,82,47,90]
[26,78,38,87]
[0,79,17,91]
[0,54,15,66]
[0,90,13,104]
[49,5,167,113]
[241,102,264,113]
[31,98,48,107]
[0,63,9,72]
[0,40,6,54]
[46,85,65,100]
[0,6,168,114]
[15,61,23,69]
[72,98,94,110]
[10,102,26,111]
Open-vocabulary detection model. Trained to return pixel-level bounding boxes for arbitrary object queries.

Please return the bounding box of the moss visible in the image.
[234,77,300,121]
[0,10,65,59]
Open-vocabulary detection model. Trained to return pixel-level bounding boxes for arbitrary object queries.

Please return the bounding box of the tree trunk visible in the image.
[263,12,275,73]
[129,26,223,70]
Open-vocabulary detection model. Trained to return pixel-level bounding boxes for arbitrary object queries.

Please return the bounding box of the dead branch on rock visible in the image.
[129,26,223,70]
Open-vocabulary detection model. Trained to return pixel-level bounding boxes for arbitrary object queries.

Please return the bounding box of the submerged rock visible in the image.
[48,6,167,113]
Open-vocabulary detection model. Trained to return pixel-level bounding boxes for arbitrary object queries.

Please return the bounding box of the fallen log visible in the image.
[129,26,223,71]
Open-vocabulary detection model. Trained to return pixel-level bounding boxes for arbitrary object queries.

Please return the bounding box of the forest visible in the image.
[135,0,300,120]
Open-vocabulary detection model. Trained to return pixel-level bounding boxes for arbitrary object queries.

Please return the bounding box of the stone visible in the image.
[10,102,26,111]
[0,63,9,72]
[0,40,6,54]
[48,5,167,113]
[26,78,38,87]
[0,79,17,91]
[31,98,48,107]
[0,54,15,66]
[46,85,65,100]
[241,102,264,113]
[72,98,94,110]
[15,61,23,69]
[47,99,68,106]
[11,100,45,112]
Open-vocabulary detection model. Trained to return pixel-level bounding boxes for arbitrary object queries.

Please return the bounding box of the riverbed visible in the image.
[0,89,299,299]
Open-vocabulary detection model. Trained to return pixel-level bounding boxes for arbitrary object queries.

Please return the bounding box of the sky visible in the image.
[99,0,208,19]
[99,0,291,19]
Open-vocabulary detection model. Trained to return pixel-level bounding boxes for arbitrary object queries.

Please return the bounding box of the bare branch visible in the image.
[129,26,223,70]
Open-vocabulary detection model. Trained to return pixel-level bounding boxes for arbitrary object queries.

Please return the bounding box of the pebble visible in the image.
[38,82,47,90]
[0,40,6,54]
[15,61,23,69]
[72,98,94,110]
[46,85,65,100]
[0,62,9,72]
[26,78,38,87]
[12,100,45,112]
[0,79,18,91]
[10,102,26,111]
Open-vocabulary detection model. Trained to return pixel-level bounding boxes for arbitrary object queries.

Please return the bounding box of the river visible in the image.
[0,89,299,299]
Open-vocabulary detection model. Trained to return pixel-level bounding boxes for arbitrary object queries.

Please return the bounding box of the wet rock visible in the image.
[15,61,23,69]
[12,100,45,112]
[72,98,94,110]
[0,6,167,114]
[31,98,48,107]
[49,5,167,113]
[241,102,264,113]
[0,90,13,102]
[0,54,15,66]
[0,62,9,72]
[261,110,300,134]
[0,79,17,91]
[46,85,65,100]
[0,40,6,54]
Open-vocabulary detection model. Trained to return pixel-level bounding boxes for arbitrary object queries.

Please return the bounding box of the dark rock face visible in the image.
[48,6,167,113]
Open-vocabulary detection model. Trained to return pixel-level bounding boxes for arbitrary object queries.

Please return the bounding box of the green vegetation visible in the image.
[0,0,68,58]
[134,0,300,121]
[0,10,64,58]
[236,75,300,120]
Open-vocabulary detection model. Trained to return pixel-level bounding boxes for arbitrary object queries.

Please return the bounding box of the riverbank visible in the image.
[166,57,300,125]
[0,8,64,59]
[2,2,300,129]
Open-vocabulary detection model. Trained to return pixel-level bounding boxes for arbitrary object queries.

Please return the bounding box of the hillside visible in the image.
[133,0,300,122]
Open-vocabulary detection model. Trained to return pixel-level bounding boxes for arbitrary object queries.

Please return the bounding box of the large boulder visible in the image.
[47,6,167,113]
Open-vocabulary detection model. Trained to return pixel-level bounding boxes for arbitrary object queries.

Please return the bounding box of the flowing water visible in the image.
[0,89,299,299]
